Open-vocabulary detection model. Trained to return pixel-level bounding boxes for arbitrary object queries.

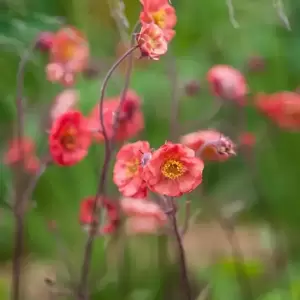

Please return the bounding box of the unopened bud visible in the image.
[184,80,200,97]
[36,31,54,52]
[247,55,265,73]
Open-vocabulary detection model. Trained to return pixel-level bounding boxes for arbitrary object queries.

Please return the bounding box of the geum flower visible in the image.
[207,65,248,105]
[3,137,41,173]
[79,197,119,234]
[121,197,167,234]
[46,26,89,86]
[136,24,168,60]
[142,142,204,197]
[180,130,236,162]
[140,0,177,41]
[256,91,300,130]
[113,141,151,199]
[88,90,144,142]
[49,110,91,166]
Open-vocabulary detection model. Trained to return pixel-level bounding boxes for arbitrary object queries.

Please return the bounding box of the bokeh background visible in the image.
[1,0,300,299]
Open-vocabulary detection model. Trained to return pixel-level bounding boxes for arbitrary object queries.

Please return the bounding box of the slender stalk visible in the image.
[12,36,38,300]
[167,197,192,300]
[77,44,138,300]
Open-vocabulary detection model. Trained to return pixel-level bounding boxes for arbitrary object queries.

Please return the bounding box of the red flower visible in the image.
[79,197,119,235]
[49,110,91,166]
[207,65,248,104]
[88,90,144,142]
[3,138,41,174]
[180,130,236,162]
[256,92,300,130]
[239,132,256,147]
[136,24,168,60]
[46,27,89,86]
[113,141,151,198]
[140,0,177,41]
[142,142,204,197]
[121,197,167,234]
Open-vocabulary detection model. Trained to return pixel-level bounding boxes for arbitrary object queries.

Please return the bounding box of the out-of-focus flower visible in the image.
[51,89,79,121]
[3,138,41,174]
[256,91,300,130]
[79,197,119,235]
[88,90,144,142]
[142,142,204,197]
[46,27,89,86]
[180,130,236,162]
[36,31,54,52]
[121,197,167,234]
[207,65,248,104]
[49,110,91,166]
[136,24,168,60]
[239,132,256,147]
[247,55,265,73]
[184,80,201,97]
[140,0,177,41]
[113,141,151,198]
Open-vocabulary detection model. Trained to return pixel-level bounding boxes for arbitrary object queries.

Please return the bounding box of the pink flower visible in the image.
[88,90,144,142]
[51,89,79,121]
[256,92,300,130]
[180,130,236,162]
[142,142,204,197]
[121,197,167,234]
[207,65,248,104]
[140,0,177,41]
[79,197,119,235]
[49,110,91,166]
[46,26,89,86]
[136,24,168,60]
[36,31,54,52]
[113,141,151,198]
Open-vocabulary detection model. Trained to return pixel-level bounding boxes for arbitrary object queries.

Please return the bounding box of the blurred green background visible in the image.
[1,0,300,299]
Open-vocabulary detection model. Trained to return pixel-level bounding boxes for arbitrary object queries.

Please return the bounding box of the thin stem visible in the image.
[166,197,192,300]
[181,200,191,237]
[77,44,138,300]
[12,36,38,300]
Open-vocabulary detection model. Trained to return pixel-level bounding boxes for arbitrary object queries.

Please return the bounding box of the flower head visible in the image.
[49,110,91,166]
[79,197,119,235]
[88,90,144,142]
[136,24,168,60]
[46,27,89,86]
[113,141,151,198]
[256,92,300,130]
[3,138,41,174]
[142,142,204,197]
[121,197,167,234]
[207,65,248,104]
[140,0,177,41]
[180,130,236,162]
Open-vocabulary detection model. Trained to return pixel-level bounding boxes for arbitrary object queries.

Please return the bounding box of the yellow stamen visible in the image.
[161,159,185,180]
[152,10,166,28]
[126,159,140,176]
[61,127,77,150]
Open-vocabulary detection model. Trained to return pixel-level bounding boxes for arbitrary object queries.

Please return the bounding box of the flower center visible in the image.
[126,159,140,176]
[152,10,166,28]
[61,127,77,150]
[161,159,185,180]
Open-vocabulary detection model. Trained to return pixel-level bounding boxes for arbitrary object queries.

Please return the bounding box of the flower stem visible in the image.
[167,197,192,300]
[77,44,138,300]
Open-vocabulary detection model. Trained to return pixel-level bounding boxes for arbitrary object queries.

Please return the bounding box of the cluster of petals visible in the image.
[121,197,167,234]
[113,141,150,199]
[180,130,236,162]
[207,65,248,104]
[79,196,119,234]
[3,138,41,173]
[49,110,91,166]
[114,141,204,198]
[256,91,300,130]
[46,27,89,86]
[137,0,177,60]
[50,89,79,122]
[88,90,144,142]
